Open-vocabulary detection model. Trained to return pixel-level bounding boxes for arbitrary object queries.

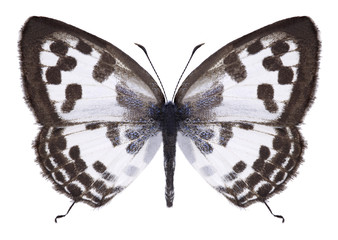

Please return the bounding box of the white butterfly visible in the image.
[20,16,319,213]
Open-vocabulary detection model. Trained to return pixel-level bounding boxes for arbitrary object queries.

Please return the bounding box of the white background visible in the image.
[1,0,337,239]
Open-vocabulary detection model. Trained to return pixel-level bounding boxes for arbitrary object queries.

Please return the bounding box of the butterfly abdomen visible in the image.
[161,102,178,207]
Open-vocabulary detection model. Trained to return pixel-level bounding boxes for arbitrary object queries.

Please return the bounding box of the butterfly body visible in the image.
[161,102,178,207]
[20,16,319,210]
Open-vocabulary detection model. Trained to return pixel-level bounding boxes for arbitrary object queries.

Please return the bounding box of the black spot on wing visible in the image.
[233,161,247,173]
[257,184,273,197]
[61,101,76,113]
[237,123,254,130]
[219,123,233,147]
[69,145,80,160]
[106,123,120,147]
[271,40,290,55]
[68,145,87,172]
[246,172,263,188]
[92,52,116,82]
[74,159,87,173]
[102,172,116,182]
[259,145,270,160]
[262,163,275,178]
[66,184,82,197]
[257,84,274,100]
[76,40,92,55]
[57,56,77,71]
[50,40,68,56]
[64,162,76,179]
[54,171,66,183]
[93,160,107,173]
[224,172,237,181]
[252,145,270,172]
[233,180,246,194]
[278,67,294,84]
[262,56,282,71]
[257,84,278,113]
[92,161,116,182]
[223,161,247,183]
[223,52,247,82]
[77,173,94,189]
[66,84,82,100]
[55,138,66,151]
[46,67,61,84]
[61,84,82,113]
[247,40,263,54]
[86,123,101,130]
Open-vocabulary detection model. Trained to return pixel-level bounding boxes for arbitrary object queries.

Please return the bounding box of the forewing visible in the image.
[175,17,318,125]
[20,17,164,126]
[37,122,161,207]
[177,123,303,207]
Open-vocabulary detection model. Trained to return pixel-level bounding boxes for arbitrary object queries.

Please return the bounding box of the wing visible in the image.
[20,16,164,125]
[177,123,302,207]
[20,17,165,206]
[175,17,318,125]
[175,17,319,207]
[37,123,161,207]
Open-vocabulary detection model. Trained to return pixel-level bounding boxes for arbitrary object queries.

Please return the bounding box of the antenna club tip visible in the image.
[135,43,147,54]
[192,43,205,54]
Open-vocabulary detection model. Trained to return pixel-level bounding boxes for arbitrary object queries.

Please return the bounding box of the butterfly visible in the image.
[20,16,319,214]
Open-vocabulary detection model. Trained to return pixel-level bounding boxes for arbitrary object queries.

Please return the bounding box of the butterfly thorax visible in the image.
[161,102,177,136]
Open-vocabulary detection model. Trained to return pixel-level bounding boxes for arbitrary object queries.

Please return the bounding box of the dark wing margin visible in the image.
[20,16,165,126]
[175,16,319,126]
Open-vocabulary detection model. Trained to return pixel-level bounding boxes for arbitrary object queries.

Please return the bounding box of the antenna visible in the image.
[172,43,204,100]
[135,43,168,102]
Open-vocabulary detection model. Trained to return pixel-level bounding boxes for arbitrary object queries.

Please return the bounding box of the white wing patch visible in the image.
[181,33,300,124]
[39,34,159,123]
[178,122,302,207]
[38,123,161,207]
